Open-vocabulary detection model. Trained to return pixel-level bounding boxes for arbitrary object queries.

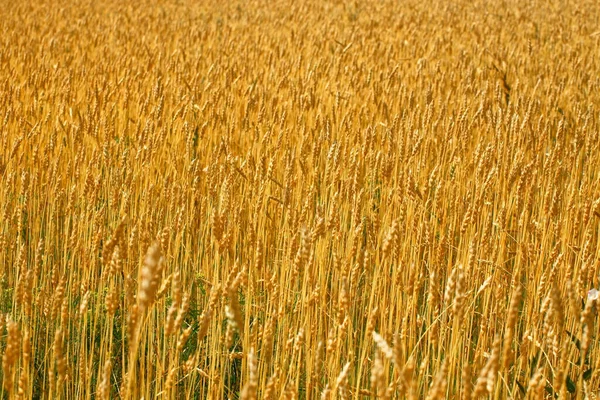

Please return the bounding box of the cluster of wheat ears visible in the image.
[1,0,600,398]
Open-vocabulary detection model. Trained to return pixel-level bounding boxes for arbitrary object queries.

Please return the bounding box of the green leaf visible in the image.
[583,369,593,381]
[566,375,576,394]
[565,330,581,351]
[515,380,526,395]
[545,385,558,399]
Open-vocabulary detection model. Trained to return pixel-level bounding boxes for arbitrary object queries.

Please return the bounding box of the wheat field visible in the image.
[1,0,600,398]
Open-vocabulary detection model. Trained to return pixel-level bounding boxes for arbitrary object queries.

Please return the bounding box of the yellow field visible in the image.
[2,0,600,398]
